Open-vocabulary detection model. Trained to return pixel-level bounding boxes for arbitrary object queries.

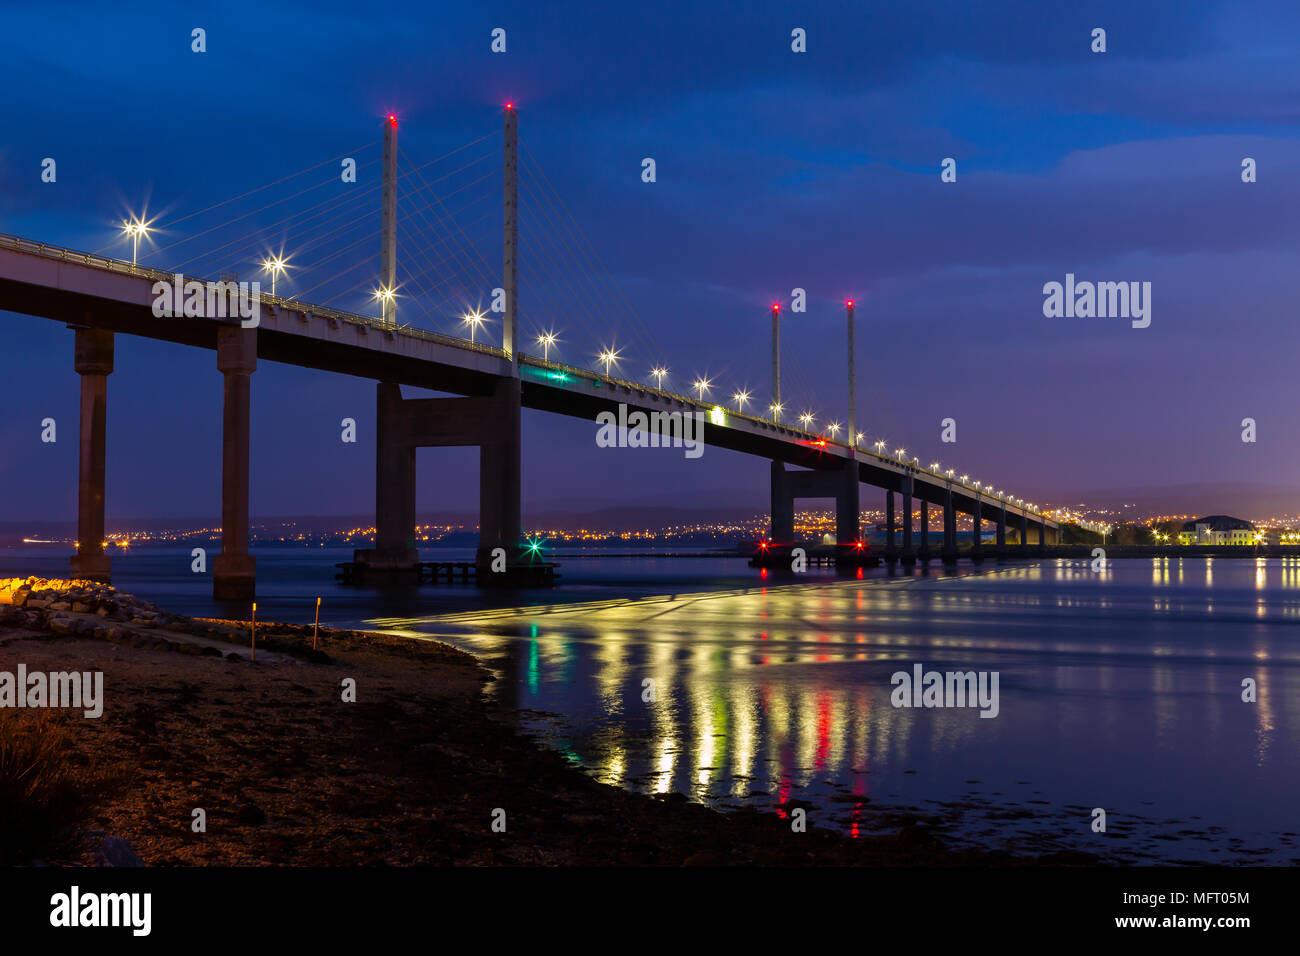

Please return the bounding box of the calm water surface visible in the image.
[6,546,1298,863]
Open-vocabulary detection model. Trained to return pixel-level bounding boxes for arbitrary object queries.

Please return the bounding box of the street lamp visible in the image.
[462,310,486,344]
[261,256,288,296]
[598,346,622,376]
[733,388,751,412]
[692,376,713,401]
[535,330,558,362]
[827,421,842,438]
[769,401,784,422]
[799,412,815,430]
[651,366,668,390]
[121,217,153,266]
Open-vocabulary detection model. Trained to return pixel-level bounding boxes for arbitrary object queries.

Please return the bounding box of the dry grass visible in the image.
[0,708,105,864]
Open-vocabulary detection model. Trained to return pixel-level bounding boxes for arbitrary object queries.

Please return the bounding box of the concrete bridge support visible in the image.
[942,485,957,564]
[919,498,930,560]
[838,458,860,547]
[769,460,859,551]
[69,327,113,583]
[971,495,983,562]
[1038,518,1048,554]
[997,501,1007,558]
[355,378,530,584]
[900,476,915,564]
[1020,511,1029,550]
[884,489,896,561]
[213,327,257,600]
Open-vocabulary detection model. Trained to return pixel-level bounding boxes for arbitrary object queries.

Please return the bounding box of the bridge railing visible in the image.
[0,232,508,359]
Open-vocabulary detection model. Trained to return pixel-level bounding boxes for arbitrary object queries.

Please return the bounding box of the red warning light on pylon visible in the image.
[386,113,398,127]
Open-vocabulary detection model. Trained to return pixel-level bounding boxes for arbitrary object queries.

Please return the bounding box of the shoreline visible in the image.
[0,575,1090,867]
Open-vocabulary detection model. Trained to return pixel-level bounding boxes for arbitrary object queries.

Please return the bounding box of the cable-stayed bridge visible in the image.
[0,107,1062,597]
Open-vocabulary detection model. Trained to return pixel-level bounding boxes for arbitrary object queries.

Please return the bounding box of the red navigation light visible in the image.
[386,113,398,127]
[854,541,864,550]
[759,540,769,550]
[846,299,854,307]
[505,101,515,110]
[815,439,827,447]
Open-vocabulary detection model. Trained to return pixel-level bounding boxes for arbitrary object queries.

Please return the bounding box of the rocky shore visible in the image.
[1,577,1066,867]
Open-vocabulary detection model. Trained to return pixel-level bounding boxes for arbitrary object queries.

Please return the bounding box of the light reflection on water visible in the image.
[4,546,1298,862]
[378,558,1300,864]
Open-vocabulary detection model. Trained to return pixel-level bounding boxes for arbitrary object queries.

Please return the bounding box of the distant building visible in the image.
[1177,515,1257,546]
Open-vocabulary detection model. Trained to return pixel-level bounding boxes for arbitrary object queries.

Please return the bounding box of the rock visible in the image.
[90,835,145,867]
[71,602,90,613]
[49,601,71,611]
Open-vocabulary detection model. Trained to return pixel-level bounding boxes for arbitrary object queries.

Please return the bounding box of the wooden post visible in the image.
[313,597,321,650]
[250,601,257,662]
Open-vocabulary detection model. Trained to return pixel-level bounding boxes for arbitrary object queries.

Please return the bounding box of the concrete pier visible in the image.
[942,484,957,563]
[69,327,113,583]
[997,500,1007,556]
[919,498,930,560]
[900,475,914,564]
[769,460,862,563]
[213,326,256,600]
[884,489,897,561]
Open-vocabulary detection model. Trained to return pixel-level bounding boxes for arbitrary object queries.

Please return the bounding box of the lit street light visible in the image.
[261,256,288,296]
[462,310,487,344]
[598,346,622,376]
[121,217,153,266]
[535,330,558,362]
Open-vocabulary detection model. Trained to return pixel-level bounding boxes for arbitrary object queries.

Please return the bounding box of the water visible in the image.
[5,545,1298,863]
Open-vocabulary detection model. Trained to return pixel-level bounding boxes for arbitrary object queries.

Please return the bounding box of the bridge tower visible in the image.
[380,113,398,327]
[840,300,860,550]
[355,106,532,585]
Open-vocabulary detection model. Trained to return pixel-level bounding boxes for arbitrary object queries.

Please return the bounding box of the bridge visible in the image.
[0,107,1062,598]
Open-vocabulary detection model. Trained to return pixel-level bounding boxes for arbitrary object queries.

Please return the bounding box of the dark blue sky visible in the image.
[2,0,1298,520]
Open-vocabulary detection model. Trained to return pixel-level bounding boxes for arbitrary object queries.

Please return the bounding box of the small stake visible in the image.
[250,601,257,662]
[313,597,321,650]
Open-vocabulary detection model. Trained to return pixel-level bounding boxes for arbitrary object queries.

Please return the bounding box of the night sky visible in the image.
[2,0,1297,521]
